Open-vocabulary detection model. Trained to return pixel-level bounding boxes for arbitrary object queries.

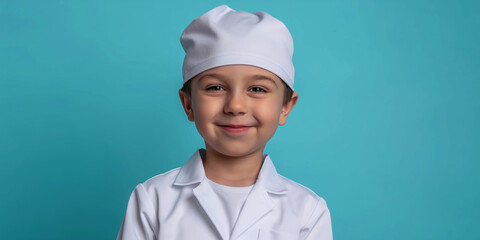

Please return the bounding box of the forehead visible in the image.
[193,64,283,84]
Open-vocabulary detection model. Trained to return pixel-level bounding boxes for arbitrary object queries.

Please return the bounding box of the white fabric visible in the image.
[180,5,295,90]
[117,150,332,240]
[207,178,253,236]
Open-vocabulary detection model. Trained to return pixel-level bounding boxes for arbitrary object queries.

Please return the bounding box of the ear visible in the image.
[278,92,298,126]
[179,90,195,122]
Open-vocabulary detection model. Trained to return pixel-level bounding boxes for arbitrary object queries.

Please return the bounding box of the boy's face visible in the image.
[179,64,298,158]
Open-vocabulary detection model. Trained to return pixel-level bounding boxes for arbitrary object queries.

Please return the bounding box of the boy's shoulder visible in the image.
[277,173,325,202]
[141,167,182,190]
[274,173,328,212]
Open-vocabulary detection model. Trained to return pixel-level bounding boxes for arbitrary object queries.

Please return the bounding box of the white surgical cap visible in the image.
[180,5,295,90]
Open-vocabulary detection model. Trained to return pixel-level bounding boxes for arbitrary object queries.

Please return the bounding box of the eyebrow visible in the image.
[197,74,223,84]
[198,73,279,88]
[250,74,279,87]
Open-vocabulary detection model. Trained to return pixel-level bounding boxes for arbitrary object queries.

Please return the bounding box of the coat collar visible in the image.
[174,149,289,239]
[173,149,289,194]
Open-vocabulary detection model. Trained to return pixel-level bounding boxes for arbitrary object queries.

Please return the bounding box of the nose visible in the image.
[224,91,247,115]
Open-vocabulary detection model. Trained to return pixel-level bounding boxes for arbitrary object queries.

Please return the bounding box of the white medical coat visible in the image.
[117,150,332,240]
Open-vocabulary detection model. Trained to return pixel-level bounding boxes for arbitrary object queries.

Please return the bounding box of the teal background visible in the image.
[1,0,479,239]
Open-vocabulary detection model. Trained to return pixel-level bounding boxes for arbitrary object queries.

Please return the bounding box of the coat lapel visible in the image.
[230,183,274,240]
[230,155,289,239]
[174,150,230,240]
[193,180,230,240]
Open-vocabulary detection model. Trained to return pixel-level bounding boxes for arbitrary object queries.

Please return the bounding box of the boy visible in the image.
[117,5,332,240]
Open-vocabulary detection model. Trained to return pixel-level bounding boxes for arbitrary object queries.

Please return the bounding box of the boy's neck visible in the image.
[200,148,264,187]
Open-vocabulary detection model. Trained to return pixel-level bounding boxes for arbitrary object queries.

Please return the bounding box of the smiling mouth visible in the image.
[218,124,252,134]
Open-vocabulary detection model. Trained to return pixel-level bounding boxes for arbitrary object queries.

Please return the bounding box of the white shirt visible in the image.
[117,150,333,240]
[207,178,254,236]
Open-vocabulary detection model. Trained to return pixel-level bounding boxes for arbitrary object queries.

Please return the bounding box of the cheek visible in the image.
[192,96,222,125]
[255,100,283,124]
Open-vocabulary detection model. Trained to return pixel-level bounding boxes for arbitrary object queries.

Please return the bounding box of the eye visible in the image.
[249,87,267,93]
[206,85,225,91]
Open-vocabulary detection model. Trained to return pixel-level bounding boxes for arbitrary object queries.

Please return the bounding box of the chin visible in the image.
[209,143,263,158]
